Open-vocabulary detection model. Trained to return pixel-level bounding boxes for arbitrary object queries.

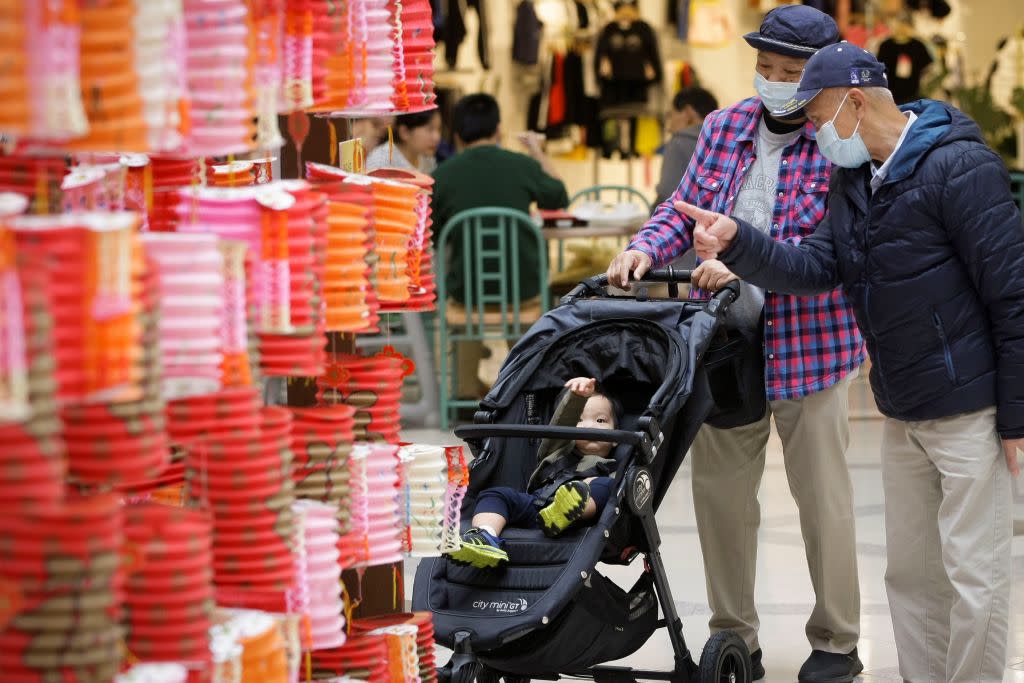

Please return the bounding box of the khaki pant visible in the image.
[455,340,513,399]
[691,373,860,654]
[882,407,1012,683]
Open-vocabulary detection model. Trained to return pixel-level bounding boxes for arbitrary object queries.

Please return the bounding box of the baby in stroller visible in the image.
[446,377,619,569]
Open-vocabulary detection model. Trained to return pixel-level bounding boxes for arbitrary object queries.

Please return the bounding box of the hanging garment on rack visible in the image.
[547,52,567,129]
[594,19,662,107]
[575,0,590,29]
[563,51,589,127]
[595,20,662,86]
[877,37,933,104]
[675,0,691,41]
[674,61,698,92]
[513,1,543,65]
[444,0,491,70]
[433,0,445,40]
[686,0,733,48]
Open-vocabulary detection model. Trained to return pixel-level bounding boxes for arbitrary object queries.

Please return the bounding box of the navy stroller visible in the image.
[413,269,764,683]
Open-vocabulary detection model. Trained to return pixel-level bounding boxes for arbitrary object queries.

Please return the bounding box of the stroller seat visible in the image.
[415,492,660,678]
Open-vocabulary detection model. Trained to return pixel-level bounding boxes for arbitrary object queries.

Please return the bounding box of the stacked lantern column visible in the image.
[0,0,453,679]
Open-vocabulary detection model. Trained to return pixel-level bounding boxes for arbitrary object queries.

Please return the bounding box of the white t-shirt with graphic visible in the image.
[727,118,802,330]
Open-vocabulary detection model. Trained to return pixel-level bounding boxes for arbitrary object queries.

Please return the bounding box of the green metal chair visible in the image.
[437,208,550,429]
[1011,172,1024,222]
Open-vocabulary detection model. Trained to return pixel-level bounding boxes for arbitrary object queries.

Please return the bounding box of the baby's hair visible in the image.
[592,383,623,428]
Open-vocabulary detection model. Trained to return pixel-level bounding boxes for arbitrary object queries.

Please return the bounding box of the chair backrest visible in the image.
[569,184,652,214]
[436,207,550,337]
[1011,172,1024,222]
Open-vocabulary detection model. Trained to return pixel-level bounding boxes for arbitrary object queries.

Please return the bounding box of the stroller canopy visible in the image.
[482,298,719,428]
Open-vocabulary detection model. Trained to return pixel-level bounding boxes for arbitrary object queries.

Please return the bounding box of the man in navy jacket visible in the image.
[677,43,1023,682]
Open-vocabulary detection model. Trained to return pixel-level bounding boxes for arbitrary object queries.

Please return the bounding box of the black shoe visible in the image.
[750,648,765,680]
[798,649,863,683]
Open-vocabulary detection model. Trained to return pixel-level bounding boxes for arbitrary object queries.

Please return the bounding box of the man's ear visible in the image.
[848,88,868,114]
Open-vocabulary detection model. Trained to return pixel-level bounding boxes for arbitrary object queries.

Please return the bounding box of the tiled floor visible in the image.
[401,419,1024,682]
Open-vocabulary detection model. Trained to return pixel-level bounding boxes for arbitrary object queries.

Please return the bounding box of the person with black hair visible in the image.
[445,377,620,569]
[432,93,569,400]
[655,86,719,204]
[365,110,442,173]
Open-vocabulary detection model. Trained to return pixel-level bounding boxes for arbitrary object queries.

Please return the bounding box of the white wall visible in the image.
[958,0,1024,85]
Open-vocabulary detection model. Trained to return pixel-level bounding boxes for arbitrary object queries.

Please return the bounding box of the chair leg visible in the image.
[401,312,440,429]
[440,319,451,432]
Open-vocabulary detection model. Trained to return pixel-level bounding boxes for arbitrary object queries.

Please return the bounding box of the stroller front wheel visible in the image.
[698,630,752,683]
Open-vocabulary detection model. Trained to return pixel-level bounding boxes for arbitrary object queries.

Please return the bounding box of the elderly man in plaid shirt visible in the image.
[607,6,865,683]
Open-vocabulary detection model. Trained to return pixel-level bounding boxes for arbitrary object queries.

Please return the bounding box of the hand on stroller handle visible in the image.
[562,268,740,313]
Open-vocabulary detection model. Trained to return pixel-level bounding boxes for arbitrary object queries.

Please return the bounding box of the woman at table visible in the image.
[365,110,442,174]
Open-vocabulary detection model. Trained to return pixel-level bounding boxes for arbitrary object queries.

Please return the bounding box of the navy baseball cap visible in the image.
[772,42,888,117]
[743,5,840,59]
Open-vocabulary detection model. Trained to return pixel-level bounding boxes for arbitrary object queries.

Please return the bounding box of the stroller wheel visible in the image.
[698,630,751,683]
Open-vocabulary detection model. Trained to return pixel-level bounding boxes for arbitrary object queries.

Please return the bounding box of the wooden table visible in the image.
[543,218,645,272]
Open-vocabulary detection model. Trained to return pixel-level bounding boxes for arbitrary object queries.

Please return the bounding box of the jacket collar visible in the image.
[880,99,952,187]
[734,97,818,145]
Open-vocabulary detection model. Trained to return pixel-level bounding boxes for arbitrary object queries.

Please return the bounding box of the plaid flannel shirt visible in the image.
[630,97,865,401]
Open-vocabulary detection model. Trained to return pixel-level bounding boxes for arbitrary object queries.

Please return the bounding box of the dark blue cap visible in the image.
[743,5,840,59]
[772,42,888,116]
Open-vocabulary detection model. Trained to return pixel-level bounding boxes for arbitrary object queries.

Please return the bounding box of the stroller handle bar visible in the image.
[453,424,642,446]
[561,268,740,313]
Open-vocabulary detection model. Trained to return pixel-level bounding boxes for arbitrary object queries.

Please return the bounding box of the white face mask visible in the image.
[816,91,871,168]
[753,72,799,113]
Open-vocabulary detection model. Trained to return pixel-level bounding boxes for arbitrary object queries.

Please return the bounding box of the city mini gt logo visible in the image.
[633,470,652,511]
[473,598,528,614]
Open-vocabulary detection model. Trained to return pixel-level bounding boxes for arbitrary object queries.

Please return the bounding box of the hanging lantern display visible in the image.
[134,0,189,153]
[369,167,435,310]
[123,503,215,668]
[65,0,148,152]
[399,444,448,557]
[311,632,389,681]
[0,203,66,509]
[292,500,346,650]
[317,350,410,444]
[183,0,257,156]
[0,494,125,683]
[0,1,445,678]
[354,612,439,683]
[62,248,169,489]
[12,214,142,404]
[183,401,296,593]
[142,232,225,401]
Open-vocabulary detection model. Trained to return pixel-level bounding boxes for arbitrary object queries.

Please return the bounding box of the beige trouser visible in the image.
[882,407,1012,683]
[691,374,860,654]
[455,340,513,399]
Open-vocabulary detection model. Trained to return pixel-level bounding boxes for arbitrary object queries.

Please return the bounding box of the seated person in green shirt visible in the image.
[432,93,569,399]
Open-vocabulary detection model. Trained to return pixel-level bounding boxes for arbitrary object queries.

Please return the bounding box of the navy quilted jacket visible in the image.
[722,99,1024,437]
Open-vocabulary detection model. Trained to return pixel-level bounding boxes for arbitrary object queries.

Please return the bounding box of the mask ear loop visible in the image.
[830,90,863,140]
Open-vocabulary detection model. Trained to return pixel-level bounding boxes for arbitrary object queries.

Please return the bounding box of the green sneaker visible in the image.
[537,481,591,537]
[446,528,509,569]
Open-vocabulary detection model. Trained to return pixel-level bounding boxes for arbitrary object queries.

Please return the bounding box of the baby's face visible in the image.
[575,394,616,458]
